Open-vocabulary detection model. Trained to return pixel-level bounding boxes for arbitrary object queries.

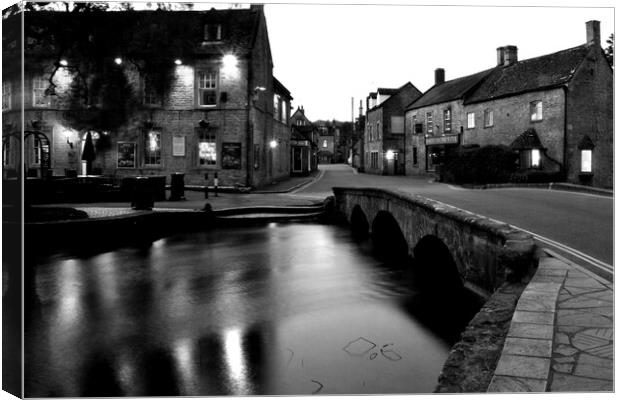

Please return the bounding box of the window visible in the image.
[2,81,10,110]
[391,116,404,134]
[273,94,280,120]
[467,112,475,129]
[412,146,418,165]
[3,137,11,166]
[443,108,452,133]
[198,70,218,106]
[322,139,328,148]
[204,24,222,41]
[144,129,162,166]
[484,109,494,127]
[143,76,161,106]
[377,122,380,139]
[581,150,592,173]
[426,112,433,134]
[370,151,379,169]
[197,128,216,166]
[530,100,543,121]
[33,77,50,107]
[33,137,42,164]
[520,149,541,169]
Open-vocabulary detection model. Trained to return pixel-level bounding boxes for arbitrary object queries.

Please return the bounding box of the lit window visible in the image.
[484,109,493,127]
[204,24,222,41]
[530,100,543,121]
[143,76,161,106]
[198,71,218,106]
[144,129,161,165]
[426,112,433,134]
[581,149,592,172]
[467,112,475,129]
[322,139,327,148]
[33,137,42,164]
[273,95,280,120]
[197,128,216,166]
[531,149,540,167]
[443,108,451,133]
[2,81,10,110]
[33,77,50,107]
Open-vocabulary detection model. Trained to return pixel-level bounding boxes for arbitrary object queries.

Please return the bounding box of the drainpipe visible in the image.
[562,86,568,178]
[246,56,254,188]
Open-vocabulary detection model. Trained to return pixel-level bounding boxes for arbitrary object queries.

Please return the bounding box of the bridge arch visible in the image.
[350,205,369,239]
[371,210,408,262]
[413,235,462,290]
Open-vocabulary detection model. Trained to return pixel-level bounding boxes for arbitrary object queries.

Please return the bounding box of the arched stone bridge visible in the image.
[332,187,538,296]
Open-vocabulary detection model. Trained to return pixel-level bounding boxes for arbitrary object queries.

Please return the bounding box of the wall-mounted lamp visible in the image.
[222,54,238,69]
[174,59,183,65]
[269,139,278,149]
[64,131,74,149]
[114,57,123,65]
[385,150,395,160]
[59,59,68,67]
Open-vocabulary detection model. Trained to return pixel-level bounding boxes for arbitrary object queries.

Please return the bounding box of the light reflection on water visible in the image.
[25,222,480,397]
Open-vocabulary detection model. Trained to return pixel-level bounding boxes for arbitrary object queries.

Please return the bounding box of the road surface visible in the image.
[290,164,613,277]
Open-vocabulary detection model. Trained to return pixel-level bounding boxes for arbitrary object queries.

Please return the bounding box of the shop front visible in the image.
[425,134,460,172]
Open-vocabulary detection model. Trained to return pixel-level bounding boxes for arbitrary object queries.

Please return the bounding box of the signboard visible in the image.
[425,134,459,146]
[222,142,242,169]
[117,142,136,168]
[291,140,309,146]
[172,136,185,156]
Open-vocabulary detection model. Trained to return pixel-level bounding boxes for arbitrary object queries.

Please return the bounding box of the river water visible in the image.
[25,222,481,396]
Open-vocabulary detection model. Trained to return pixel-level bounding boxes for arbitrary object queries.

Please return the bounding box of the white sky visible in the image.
[264,1,614,121]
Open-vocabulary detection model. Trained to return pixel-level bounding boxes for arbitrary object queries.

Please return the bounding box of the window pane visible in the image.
[144,130,161,165]
[467,112,475,128]
[531,149,540,167]
[581,150,592,172]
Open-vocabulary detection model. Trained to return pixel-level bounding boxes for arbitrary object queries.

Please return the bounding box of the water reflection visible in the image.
[25,222,480,396]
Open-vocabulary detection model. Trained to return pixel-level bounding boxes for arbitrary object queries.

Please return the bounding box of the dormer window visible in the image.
[204,24,222,41]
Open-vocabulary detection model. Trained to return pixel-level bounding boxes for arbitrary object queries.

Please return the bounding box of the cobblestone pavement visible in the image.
[488,250,613,392]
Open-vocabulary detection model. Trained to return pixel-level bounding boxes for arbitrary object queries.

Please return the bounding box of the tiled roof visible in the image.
[407,69,493,110]
[274,77,292,99]
[465,45,590,104]
[377,87,400,95]
[368,82,421,113]
[510,128,543,149]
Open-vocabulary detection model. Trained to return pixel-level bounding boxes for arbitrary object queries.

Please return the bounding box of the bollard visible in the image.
[169,173,185,201]
[133,176,154,210]
[204,173,209,199]
[214,172,219,197]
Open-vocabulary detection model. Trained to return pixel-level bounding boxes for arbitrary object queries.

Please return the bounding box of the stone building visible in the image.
[289,106,318,175]
[365,83,422,175]
[2,5,293,188]
[405,21,613,188]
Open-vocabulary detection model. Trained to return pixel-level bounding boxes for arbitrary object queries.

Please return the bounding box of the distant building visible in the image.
[2,5,293,188]
[364,83,422,175]
[405,20,613,188]
[289,106,317,175]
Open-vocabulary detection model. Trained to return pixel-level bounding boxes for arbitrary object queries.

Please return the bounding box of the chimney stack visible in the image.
[586,20,601,46]
[497,47,505,66]
[435,68,445,85]
[503,46,518,66]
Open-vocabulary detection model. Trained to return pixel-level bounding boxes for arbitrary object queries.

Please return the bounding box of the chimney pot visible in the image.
[586,20,601,46]
[435,68,445,85]
[497,47,505,66]
[503,45,518,66]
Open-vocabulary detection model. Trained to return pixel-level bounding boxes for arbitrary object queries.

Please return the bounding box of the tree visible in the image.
[3,5,201,132]
[604,33,613,68]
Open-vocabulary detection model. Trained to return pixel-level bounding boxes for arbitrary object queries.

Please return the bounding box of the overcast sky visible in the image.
[263,1,614,122]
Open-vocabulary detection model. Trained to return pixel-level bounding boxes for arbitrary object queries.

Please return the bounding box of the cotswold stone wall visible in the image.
[333,187,538,294]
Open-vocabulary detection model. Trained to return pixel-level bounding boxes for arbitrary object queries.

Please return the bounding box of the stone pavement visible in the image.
[488,249,613,392]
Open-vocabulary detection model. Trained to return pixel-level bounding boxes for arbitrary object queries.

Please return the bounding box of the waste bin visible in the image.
[169,173,185,201]
[150,175,167,201]
[133,176,154,210]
